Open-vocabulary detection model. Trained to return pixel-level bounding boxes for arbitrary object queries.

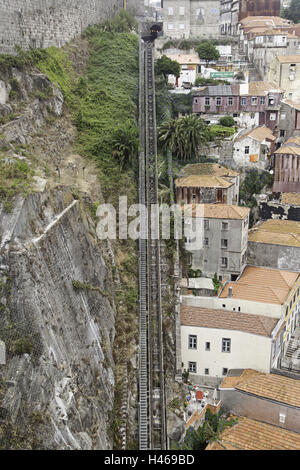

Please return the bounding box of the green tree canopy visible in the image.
[219,115,236,127]
[174,408,238,450]
[155,55,181,81]
[281,0,300,23]
[158,114,210,161]
[195,41,220,64]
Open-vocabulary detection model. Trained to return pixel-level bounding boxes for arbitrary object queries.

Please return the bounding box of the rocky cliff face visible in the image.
[0,188,117,449]
[0,53,122,449]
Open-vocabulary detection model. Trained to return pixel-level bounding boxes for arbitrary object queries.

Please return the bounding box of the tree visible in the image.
[195,41,220,65]
[175,408,238,450]
[158,115,210,161]
[111,121,139,170]
[281,0,300,23]
[155,55,180,82]
[219,115,236,127]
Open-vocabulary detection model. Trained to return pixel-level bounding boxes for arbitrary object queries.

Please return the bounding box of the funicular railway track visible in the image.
[138,30,167,450]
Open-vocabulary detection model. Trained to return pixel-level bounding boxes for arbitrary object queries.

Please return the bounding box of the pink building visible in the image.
[193,82,284,130]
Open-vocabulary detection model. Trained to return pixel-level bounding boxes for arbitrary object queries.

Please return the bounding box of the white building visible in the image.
[181,304,280,384]
[232,125,276,169]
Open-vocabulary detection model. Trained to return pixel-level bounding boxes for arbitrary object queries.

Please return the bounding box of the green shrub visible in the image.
[219,115,236,127]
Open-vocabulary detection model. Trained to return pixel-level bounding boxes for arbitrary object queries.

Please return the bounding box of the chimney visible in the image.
[228,287,233,298]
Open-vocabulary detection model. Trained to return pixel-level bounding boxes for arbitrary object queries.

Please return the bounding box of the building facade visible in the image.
[248,219,300,272]
[220,369,300,434]
[162,0,221,39]
[273,136,300,193]
[184,204,249,280]
[268,55,300,103]
[193,82,284,130]
[239,0,281,20]
[232,125,275,168]
[181,305,279,384]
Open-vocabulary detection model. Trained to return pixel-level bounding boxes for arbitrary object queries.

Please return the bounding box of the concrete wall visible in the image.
[181,324,273,382]
[0,0,123,55]
[220,388,300,433]
[181,294,284,318]
[248,241,300,272]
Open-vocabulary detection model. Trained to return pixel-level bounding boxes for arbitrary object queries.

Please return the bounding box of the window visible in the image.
[216,97,222,106]
[167,23,174,30]
[250,112,255,119]
[204,219,209,230]
[245,146,250,154]
[188,361,197,373]
[179,24,185,30]
[241,97,246,105]
[251,97,257,105]
[179,6,185,15]
[221,257,228,267]
[222,222,229,230]
[222,368,228,376]
[204,237,209,246]
[221,239,228,249]
[228,97,233,106]
[269,96,275,106]
[222,338,231,353]
[260,97,265,105]
[279,413,286,424]
[188,335,197,350]
[281,113,286,120]
[205,368,209,375]
[168,7,174,15]
[270,113,276,121]
[280,130,285,137]
[205,97,210,106]
[205,342,210,351]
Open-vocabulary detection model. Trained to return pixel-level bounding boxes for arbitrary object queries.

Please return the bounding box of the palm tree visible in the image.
[158,115,210,162]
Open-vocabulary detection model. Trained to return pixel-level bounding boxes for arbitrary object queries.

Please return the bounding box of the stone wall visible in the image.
[0,0,123,55]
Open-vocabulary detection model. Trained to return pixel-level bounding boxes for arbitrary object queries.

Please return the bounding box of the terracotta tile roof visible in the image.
[206,417,300,450]
[165,53,200,65]
[274,136,300,155]
[175,175,233,189]
[220,266,299,305]
[281,192,300,205]
[179,163,239,178]
[220,369,300,408]
[248,219,300,247]
[276,55,300,63]
[240,16,291,27]
[235,125,276,143]
[248,81,283,96]
[184,204,250,220]
[180,305,278,337]
[220,369,259,389]
[251,29,298,38]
